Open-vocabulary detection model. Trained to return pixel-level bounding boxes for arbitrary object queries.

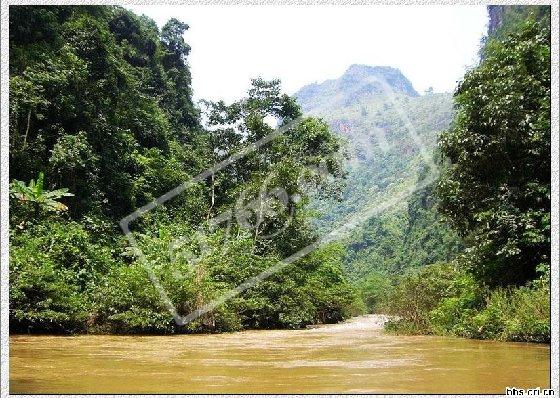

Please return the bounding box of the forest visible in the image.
[9,5,551,343]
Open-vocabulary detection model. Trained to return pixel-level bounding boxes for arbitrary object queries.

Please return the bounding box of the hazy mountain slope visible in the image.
[297,64,418,113]
[295,65,462,280]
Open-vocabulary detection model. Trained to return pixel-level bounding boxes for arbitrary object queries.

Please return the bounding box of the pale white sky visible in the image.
[127,5,488,103]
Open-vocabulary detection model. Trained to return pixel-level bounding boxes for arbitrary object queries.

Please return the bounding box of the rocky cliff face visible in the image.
[487,5,504,35]
[486,5,550,38]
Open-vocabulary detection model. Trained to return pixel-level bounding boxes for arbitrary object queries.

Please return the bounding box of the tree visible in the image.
[8,5,360,334]
[9,6,201,218]
[202,79,344,257]
[437,20,550,286]
[161,18,190,61]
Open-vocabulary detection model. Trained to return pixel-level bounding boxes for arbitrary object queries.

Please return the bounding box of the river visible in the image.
[10,315,550,394]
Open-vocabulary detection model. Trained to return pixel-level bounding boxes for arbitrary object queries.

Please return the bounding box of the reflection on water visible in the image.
[10,315,550,394]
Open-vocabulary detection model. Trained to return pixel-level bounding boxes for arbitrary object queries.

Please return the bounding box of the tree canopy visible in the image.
[9,5,360,333]
[437,19,550,286]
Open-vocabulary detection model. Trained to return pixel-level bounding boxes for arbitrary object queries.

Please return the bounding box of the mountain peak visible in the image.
[295,64,419,112]
[340,64,418,96]
[344,64,397,76]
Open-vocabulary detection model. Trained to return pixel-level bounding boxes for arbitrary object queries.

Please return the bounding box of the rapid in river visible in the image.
[10,315,550,394]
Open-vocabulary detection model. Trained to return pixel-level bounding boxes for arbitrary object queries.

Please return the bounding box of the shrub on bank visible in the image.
[383,263,470,334]
[10,219,118,333]
[464,279,550,342]
[10,216,362,334]
[382,263,550,343]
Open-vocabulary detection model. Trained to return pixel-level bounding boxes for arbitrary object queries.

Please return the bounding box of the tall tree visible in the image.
[437,19,550,286]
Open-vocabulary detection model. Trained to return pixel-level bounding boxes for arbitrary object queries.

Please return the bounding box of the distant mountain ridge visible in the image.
[296,64,418,113]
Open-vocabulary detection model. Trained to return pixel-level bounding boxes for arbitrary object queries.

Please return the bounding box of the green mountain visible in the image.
[295,65,462,281]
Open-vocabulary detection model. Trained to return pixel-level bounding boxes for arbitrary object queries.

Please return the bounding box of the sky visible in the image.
[127,5,488,103]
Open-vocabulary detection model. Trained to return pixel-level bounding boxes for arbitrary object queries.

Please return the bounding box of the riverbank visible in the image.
[374,263,551,343]
[10,314,550,394]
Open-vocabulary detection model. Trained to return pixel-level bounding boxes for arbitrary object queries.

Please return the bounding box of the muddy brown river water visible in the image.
[10,315,550,394]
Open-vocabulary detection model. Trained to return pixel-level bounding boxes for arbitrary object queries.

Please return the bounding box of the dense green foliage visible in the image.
[10,6,201,219]
[344,172,463,282]
[9,6,551,343]
[437,19,550,287]
[9,6,360,334]
[382,263,549,343]
[487,5,550,41]
[376,8,551,343]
